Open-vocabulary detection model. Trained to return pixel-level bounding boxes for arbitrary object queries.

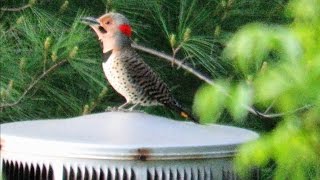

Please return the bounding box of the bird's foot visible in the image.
[117,108,132,112]
[127,109,145,113]
[118,107,145,114]
[105,104,144,113]
[105,106,136,112]
[105,106,118,112]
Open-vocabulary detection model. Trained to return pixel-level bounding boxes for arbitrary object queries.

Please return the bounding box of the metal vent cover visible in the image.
[0,112,259,180]
[2,160,54,180]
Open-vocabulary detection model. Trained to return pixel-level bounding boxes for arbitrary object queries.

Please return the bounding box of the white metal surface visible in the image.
[0,112,259,179]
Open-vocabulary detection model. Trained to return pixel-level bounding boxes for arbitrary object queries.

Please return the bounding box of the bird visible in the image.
[81,12,198,123]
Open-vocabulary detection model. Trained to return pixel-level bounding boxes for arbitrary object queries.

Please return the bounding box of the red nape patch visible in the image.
[119,24,132,37]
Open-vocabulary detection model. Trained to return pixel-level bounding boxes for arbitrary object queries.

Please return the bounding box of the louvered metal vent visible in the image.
[0,112,259,180]
[2,160,54,180]
[146,167,214,180]
[62,166,136,180]
[2,161,242,180]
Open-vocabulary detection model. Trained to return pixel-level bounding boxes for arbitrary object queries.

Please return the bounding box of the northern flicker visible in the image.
[82,13,198,123]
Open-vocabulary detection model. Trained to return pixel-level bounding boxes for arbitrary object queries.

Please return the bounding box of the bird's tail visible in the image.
[164,101,199,123]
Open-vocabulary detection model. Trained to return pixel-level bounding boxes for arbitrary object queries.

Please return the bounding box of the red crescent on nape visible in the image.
[119,24,132,37]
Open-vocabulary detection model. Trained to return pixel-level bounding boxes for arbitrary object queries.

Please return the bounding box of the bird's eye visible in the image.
[106,21,110,25]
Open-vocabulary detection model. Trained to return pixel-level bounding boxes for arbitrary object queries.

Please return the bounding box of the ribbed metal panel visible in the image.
[2,159,241,180]
[61,165,136,180]
[146,167,216,180]
[2,160,54,180]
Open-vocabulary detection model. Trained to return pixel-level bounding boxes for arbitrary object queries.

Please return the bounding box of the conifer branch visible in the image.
[0,59,68,109]
[171,43,183,67]
[132,43,215,86]
[131,43,311,119]
[264,99,277,114]
[82,88,108,115]
[1,4,32,12]
[253,104,313,118]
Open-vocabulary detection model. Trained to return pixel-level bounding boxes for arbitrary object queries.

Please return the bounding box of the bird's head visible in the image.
[82,13,132,53]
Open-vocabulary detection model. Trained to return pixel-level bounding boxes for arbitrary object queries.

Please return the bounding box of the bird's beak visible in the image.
[81,17,99,26]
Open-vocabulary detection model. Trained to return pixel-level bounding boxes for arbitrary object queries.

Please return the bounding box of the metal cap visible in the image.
[0,112,258,160]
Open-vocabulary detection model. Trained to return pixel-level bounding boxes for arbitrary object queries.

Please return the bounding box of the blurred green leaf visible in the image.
[227,82,252,122]
[193,82,229,123]
[236,137,271,176]
[287,0,320,22]
[224,24,301,76]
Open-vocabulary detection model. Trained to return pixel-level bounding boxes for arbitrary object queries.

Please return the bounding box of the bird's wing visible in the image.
[123,48,173,104]
[121,48,198,123]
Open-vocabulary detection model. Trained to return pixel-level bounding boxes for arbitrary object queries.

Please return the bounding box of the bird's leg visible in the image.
[118,101,131,110]
[128,103,139,111]
[105,106,118,112]
[105,102,131,112]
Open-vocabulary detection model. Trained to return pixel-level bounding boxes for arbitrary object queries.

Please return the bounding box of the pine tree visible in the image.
[0,0,287,121]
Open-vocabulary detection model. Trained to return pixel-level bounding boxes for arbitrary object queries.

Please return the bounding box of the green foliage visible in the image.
[0,6,107,121]
[227,82,252,122]
[224,24,301,76]
[192,0,320,179]
[193,81,229,123]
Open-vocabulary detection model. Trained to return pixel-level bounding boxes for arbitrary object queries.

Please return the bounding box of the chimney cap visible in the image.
[0,112,258,160]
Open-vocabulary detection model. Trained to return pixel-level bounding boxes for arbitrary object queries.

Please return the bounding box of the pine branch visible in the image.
[82,88,108,115]
[0,59,68,109]
[264,99,277,114]
[1,4,31,12]
[132,43,215,87]
[131,43,311,119]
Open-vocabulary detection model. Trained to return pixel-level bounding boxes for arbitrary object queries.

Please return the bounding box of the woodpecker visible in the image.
[82,13,198,123]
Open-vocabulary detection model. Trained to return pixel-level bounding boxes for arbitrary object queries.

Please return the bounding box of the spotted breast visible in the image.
[102,47,173,106]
